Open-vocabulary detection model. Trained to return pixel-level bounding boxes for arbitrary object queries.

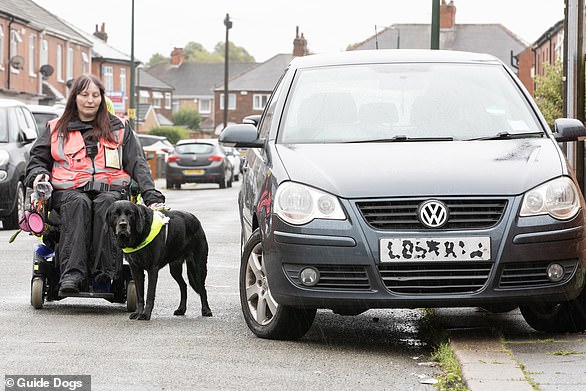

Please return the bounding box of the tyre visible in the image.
[31,277,45,309]
[520,287,586,332]
[219,176,227,189]
[3,181,25,230]
[126,280,137,312]
[166,179,175,190]
[239,229,316,340]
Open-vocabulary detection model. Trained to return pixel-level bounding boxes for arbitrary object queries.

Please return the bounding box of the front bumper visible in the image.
[262,196,586,310]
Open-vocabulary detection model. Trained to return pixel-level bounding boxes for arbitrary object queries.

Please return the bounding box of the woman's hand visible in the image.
[33,173,50,190]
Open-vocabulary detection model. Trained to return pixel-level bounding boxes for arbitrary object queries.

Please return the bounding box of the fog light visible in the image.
[299,267,319,287]
[547,263,565,282]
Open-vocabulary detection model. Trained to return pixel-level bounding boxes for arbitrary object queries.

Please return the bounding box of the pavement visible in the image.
[442,308,586,391]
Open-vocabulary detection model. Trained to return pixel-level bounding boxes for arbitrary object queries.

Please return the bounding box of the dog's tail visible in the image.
[186,226,209,296]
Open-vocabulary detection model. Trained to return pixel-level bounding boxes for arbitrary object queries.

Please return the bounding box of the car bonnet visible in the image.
[275,139,564,198]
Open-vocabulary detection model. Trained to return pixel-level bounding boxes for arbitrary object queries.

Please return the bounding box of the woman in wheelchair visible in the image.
[25,74,164,295]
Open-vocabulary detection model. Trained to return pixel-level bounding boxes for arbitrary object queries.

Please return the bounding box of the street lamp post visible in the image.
[223,13,232,130]
[129,0,136,128]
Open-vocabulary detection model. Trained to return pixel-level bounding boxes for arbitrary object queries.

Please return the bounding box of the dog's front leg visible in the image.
[129,265,145,320]
[140,267,159,320]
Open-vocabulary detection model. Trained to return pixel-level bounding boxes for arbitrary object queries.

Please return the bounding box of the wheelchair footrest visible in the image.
[59,292,115,299]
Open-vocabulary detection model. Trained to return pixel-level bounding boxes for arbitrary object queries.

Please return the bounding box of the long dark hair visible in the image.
[54,74,114,142]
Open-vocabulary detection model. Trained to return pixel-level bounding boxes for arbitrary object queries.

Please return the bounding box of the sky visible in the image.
[32,0,566,64]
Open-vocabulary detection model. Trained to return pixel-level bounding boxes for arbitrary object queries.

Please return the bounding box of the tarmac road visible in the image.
[0,181,440,391]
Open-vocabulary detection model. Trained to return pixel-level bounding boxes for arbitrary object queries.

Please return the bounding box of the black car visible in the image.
[220,49,586,340]
[165,139,233,189]
[0,99,38,229]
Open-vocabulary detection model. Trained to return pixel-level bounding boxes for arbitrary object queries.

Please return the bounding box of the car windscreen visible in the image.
[33,113,58,134]
[175,143,214,154]
[0,108,7,142]
[279,63,543,143]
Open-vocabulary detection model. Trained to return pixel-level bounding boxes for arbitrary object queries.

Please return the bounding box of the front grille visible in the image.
[378,262,493,294]
[283,264,371,290]
[499,260,578,289]
[356,198,508,230]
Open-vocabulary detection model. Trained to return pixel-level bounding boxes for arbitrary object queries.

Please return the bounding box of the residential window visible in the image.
[120,68,126,95]
[40,39,48,66]
[66,47,73,81]
[152,91,163,108]
[172,101,180,113]
[0,25,4,68]
[199,98,211,114]
[81,51,89,74]
[219,93,236,110]
[103,65,114,91]
[28,34,36,76]
[139,90,149,104]
[11,30,21,72]
[253,94,270,110]
[56,44,63,81]
[164,92,171,109]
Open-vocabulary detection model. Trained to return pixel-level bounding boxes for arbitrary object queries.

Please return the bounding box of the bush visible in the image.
[172,108,201,130]
[149,126,190,144]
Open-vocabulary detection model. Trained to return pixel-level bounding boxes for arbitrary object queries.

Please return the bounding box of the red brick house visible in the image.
[0,0,92,104]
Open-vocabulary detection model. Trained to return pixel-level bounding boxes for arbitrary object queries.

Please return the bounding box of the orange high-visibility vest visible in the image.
[48,118,131,190]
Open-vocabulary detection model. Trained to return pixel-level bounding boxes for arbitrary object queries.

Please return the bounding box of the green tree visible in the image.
[149,126,189,144]
[146,53,169,68]
[534,61,564,127]
[185,41,223,62]
[213,42,255,62]
[172,108,201,130]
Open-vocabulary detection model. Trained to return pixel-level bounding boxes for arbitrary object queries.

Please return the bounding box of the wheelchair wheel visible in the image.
[31,277,45,309]
[126,280,137,312]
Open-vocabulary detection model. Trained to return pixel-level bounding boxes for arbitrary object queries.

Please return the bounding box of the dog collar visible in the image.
[122,210,169,253]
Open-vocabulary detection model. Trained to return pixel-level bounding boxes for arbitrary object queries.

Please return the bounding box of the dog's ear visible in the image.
[134,203,147,235]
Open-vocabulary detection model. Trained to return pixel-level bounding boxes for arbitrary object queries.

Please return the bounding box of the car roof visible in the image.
[0,99,28,108]
[176,138,219,145]
[137,134,167,139]
[28,104,63,114]
[288,49,502,70]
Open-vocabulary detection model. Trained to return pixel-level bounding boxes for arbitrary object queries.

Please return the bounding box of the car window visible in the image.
[258,72,287,140]
[32,112,58,132]
[0,108,7,142]
[18,107,38,140]
[175,143,214,154]
[280,63,542,143]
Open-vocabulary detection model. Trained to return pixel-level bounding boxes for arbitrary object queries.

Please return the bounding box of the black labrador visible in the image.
[107,200,212,320]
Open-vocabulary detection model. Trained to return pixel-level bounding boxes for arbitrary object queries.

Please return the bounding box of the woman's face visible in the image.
[76,81,102,121]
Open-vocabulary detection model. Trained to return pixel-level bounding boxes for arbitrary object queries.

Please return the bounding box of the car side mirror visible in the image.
[219,124,264,148]
[553,118,586,142]
[243,114,262,127]
[20,127,38,143]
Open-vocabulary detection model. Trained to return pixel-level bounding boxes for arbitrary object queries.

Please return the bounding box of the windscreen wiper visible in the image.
[466,131,544,141]
[346,135,454,143]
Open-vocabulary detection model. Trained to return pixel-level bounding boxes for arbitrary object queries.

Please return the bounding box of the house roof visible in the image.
[61,21,131,63]
[0,0,91,45]
[147,62,257,98]
[350,24,527,67]
[219,54,294,92]
[138,68,174,91]
[137,104,151,122]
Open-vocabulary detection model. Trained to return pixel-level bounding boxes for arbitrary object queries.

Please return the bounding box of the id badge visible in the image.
[104,148,121,169]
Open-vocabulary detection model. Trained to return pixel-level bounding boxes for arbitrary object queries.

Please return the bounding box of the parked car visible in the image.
[136,134,174,155]
[223,146,242,181]
[27,104,63,135]
[0,99,38,229]
[165,138,233,189]
[220,49,586,340]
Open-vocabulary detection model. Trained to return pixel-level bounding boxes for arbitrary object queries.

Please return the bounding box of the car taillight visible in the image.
[208,155,223,162]
[167,155,179,163]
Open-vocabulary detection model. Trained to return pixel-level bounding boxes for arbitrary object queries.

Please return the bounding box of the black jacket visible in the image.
[25,114,165,205]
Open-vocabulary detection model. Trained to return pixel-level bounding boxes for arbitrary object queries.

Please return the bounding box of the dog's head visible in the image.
[107,200,151,248]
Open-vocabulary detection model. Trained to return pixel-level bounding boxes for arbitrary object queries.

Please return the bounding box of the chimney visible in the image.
[293,26,308,57]
[440,0,456,30]
[170,47,186,65]
[93,22,108,42]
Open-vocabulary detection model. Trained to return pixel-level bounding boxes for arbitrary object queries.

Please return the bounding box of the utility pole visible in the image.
[431,0,440,49]
[223,13,232,130]
[129,0,136,129]
[564,0,584,191]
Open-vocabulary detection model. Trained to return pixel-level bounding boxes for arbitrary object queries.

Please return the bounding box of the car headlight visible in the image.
[274,182,346,225]
[0,150,9,166]
[520,177,581,220]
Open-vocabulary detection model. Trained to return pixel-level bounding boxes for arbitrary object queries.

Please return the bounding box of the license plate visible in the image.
[380,237,490,262]
[183,169,204,175]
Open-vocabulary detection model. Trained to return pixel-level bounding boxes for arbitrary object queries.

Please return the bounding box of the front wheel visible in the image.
[239,229,316,340]
[31,277,45,309]
[3,181,25,230]
[126,280,137,312]
[520,287,586,332]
